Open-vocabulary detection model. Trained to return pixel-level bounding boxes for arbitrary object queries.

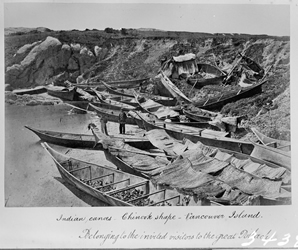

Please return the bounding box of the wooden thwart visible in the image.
[106,180,149,195]
[128,189,167,203]
[149,195,181,206]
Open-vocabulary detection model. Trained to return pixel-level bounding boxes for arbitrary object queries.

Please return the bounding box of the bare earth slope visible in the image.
[4,28,290,140]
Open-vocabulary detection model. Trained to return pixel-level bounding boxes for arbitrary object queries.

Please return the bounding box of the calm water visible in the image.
[5,104,117,207]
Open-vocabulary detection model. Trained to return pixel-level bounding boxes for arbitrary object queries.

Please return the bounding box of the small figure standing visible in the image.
[164,115,171,128]
[118,108,127,134]
[100,115,109,135]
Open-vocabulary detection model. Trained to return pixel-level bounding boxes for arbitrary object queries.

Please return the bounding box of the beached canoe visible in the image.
[101,81,137,98]
[73,77,150,89]
[108,96,140,107]
[64,101,134,112]
[93,90,136,111]
[105,148,261,206]
[25,125,153,151]
[42,142,195,206]
[251,128,291,151]
[250,141,291,170]
[193,80,267,111]
[134,95,180,119]
[183,109,214,122]
[104,135,290,205]
[134,113,290,167]
[145,129,290,182]
[47,86,81,101]
[103,77,151,88]
[158,72,192,103]
[187,63,227,89]
[88,103,137,125]
[12,86,48,95]
[130,111,254,155]
[102,81,178,106]
[134,96,220,129]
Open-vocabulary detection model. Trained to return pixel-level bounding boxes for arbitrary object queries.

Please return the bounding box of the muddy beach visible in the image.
[4,103,138,207]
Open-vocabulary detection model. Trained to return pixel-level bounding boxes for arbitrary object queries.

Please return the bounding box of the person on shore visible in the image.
[164,115,171,128]
[118,108,127,134]
[100,115,109,135]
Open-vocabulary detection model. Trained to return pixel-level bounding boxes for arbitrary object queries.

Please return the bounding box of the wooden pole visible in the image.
[189,79,198,96]
[223,46,250,85]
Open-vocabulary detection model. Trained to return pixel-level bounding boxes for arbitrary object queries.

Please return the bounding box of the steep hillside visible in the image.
[4,28,290,140]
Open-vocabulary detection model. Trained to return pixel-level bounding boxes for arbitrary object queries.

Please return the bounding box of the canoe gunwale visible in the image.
[194,80,267,111]
[133,111,254,155]
[42,142,158,206]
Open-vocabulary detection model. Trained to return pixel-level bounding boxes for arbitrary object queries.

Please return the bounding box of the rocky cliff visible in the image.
[4,28,290,139]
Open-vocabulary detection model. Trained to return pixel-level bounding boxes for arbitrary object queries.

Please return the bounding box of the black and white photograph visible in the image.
[1,0,297,248]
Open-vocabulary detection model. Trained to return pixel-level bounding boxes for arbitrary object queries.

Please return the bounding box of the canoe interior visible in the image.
[194,80,267,111]
[250,142,291,170]
[133,111,254,155]
[251,128,291,151]
[43,143,197,206]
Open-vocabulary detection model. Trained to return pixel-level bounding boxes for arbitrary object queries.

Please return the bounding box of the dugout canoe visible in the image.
[64,101,134,112]
[101,81,136,98]
[186,63,227,89]
[250,141,291,170]
[183,109,213,122]
[47,86,81,101]
[193,80,267,111]
[134,94,180,120]
[133,96,219,129]
[12,86,47,95]
[108,95,140,107]
[104,77,150,87]
[42,142,196,206]
[88,103,137,125]
[93,90,136,111]
[135,92,178,107]
[104,136,290,205]
[134,95,164,113]
[131,111,255,155]
[25,125,153,151]
[145,129,290,183]
[137,117,291,168]
[251,128,291,151]
[72,77,151,90]
[139,112,291,167]
[158,72,192,103]
[102,81,177,106]
[134,115,291,168]
[104,147,261,206]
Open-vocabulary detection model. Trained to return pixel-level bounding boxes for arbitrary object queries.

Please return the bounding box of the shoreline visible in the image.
[4,103,132,207]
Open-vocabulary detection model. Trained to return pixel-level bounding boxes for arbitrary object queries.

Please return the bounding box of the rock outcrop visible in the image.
[5,36,96,88]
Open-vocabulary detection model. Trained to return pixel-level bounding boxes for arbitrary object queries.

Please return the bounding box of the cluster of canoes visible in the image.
[24,71,291,207]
